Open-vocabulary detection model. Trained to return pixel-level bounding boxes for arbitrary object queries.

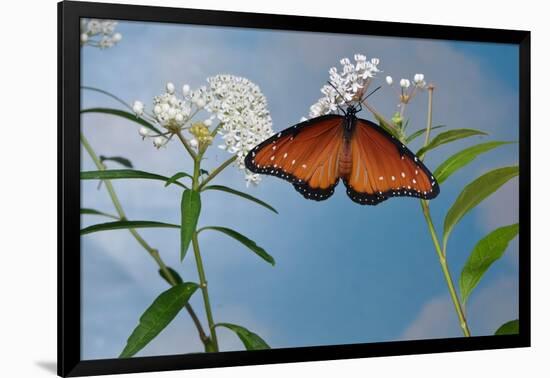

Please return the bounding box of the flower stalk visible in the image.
[418,86,471,337]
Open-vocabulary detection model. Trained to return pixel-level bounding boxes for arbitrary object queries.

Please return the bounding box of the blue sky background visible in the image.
[80,20,519,360]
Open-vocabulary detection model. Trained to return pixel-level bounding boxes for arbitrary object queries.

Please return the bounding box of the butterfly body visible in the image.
[245,106,439,205]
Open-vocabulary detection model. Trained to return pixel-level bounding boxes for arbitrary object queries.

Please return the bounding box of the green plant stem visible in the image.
[198,155,237,190]
[176,129,198,160]
[80,132,209,344]
[191,233,219,350]
[420,200,471,337]
[423,86,434,147]
[189,152,219,350]
[418,85,471,337]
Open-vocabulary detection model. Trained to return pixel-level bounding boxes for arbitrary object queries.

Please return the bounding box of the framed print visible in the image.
[58,1,531,376]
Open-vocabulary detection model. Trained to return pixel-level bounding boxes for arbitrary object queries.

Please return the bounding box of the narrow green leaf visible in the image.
[158,267,184,286]
[405,125,445,144]
[164,172,192,187]
[460,224,519,305]
[443,166,519,251]
[81,107,161,134]
[434,141,514,185]
[99,155,134,168]
[180,190,201,261]
[119,283,199,358]
[200,226,275,266]
[215,323,270,350]
[202,185,278,214]
[495,319,519,335]
[81,169,187,188]
[80,207,119,219]
[81,220,179,235]
[81,86,134,111]
[417,128,488,157]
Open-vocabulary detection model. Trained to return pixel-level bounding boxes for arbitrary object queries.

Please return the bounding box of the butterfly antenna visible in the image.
[362,85,382,102]
[327,81,349,113]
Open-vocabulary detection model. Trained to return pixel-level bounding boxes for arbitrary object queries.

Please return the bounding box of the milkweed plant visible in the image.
[81,41,518,358]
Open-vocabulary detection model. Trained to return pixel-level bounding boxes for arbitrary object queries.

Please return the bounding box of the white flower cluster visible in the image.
[309,54,381,118]
[385,73,427,105]
[133,82,208,149]
[206,75,273,186]
[80,19,122,49]
[133,75,273,186]
[385,73,426,89]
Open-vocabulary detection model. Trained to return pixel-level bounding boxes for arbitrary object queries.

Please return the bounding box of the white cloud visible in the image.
[401,295,460,340]
[402,276,518,340]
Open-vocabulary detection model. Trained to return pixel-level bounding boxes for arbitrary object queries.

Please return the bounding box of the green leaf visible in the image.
[81,86,134,111]
[180,190,201,261]
[81,107,161,134]
[81,220,179,235]
[215,323,270,350]
[99,155,134,168]
[158,267,184,286]
[374,114,403,140]
[164,172,192,187]
[417,128,488,157]
[405,125,445,144]
[119,283,199,358]
[459,224,519,305]
[443,166,519,251]
[200,226,275,266]
[495,319,519,335]
[202,185,278,214]
[434,141,514,185]
[81,169,187,189]
[80,207,119,219]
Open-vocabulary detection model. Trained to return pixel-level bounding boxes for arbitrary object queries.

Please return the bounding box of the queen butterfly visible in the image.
[244,105,439,205]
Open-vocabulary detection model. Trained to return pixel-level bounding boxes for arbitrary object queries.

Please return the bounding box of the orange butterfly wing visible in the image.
[244,115,345,201]
[344,118,440,205]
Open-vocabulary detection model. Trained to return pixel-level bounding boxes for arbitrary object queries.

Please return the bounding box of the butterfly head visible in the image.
[345,104,360,117]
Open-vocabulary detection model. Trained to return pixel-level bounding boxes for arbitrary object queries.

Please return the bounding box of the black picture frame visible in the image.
[58,1,531,376]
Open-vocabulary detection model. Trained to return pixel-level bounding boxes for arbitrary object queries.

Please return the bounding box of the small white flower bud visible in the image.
[153,105,162,115]
[112,33,122,43]
[196,98,206,108]
[161,103,170,112]
[138,127,149,137]
[371,58,380,65]
[80,33,89,43]
[153,136,166,148]
[167,107,177,118]
[166,82,175,94]
[400,79,410,88]
[189,138,199,148]
[204,118,212,126]
[182,84,190,96]
[175,113,184,123]
[385,76,393,85]
[132,100,144,116]
[414,73,425,83]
